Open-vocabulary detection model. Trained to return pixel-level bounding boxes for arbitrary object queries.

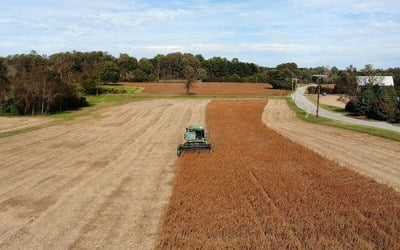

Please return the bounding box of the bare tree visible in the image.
[182,54,203,95]
[184,65,196,95]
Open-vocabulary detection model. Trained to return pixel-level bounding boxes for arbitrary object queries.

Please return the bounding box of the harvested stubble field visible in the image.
[157,100,400,249]
[125,82,288,96]
[264,99,400,191]
[0,99,208,249]
[0,116,50,134]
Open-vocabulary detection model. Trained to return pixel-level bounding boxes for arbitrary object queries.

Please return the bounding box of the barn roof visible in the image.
[356,76,394,86]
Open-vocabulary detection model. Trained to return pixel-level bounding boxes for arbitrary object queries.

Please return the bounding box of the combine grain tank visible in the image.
[177,125,212,156]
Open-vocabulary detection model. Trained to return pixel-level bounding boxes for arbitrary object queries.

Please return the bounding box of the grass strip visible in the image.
[286,97,400,142]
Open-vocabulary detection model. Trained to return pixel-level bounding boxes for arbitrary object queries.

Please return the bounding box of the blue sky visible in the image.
[0,0,399,68]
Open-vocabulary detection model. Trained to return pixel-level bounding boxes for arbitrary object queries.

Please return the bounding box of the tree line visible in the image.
[0,52,88,115]
[1,50,399,116]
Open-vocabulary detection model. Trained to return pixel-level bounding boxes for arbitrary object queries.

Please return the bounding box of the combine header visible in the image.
[177,125,212,156]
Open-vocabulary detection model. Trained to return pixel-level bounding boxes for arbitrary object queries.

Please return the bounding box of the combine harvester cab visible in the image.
[177,125,212,156]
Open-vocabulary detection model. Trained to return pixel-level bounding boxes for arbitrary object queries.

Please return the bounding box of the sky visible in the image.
[0,0,399,68]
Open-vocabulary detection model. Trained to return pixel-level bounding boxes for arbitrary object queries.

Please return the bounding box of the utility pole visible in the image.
[316,81,321,117]
[292,78,298,101]
[292,78,294,93]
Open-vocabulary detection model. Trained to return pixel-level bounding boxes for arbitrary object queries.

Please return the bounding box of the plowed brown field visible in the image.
[125,82,288,96]
[157,100,400,249]
[0,99,208,250]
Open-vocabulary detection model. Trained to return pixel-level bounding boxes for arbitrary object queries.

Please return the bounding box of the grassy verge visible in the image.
[49,94,154,121]
[286,97,400,142]
[85,94,147,105]
[0,95,145,137]
[100,85,142,94]
[0,124,52,139]
[0,112,18,117]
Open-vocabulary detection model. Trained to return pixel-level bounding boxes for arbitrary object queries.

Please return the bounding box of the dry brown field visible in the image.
[125,82,288,96]
[263,99,400,191]
[318,94,349,108]
[0,99,208,249]
[157,100,400,249]
[0,117,50,134]
[1,96,400,249]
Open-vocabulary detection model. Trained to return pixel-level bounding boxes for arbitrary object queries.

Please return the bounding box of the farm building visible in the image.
[357,76,394,86]
[311,74,328,83]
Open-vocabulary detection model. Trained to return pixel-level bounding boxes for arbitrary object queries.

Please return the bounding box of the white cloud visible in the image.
[289,0,400,13]
[0,0,399,68]
[0,41,18,48]
[92,8,191,28]
[372,21,400,29]
[116,43,312,55]
[241,43,312,52]
[63,25,86,37]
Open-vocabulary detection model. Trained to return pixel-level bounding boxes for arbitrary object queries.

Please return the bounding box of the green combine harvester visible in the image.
[177,125,212,156]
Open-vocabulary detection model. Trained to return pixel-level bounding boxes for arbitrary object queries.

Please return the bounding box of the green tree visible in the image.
[165,52,184,79]
[2,53,87,115]
[0,58,10,113]
[182,54,201,94]
[152,54,166,81]
[334,69,357,95]
[197,68,207,81]
[97,61,120,84]
[393,74,400,96]
[276,62,298,72]
[138,58,154,75]
[0,58,8,84]
[372,86,399,122]
[268,68,294,89]
[353,86,377,116]
[118,54,137,81]
[94,61,120,95]
[204,57,229,80]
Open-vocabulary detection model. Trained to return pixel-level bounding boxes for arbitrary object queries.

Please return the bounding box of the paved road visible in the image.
[293,86,400,133]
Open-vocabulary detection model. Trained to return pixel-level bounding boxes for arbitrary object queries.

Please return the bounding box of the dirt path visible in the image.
[157,100,400,249]
[0,99,207,250]
[263,99,400,191]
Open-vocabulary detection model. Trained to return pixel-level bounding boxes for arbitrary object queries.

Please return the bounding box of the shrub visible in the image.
[228,74,242,82]
[372,87,399,122]
[307,86,317,94]
[82,78,99,95]
[345,99,358,113]
[245,74,268,83]
[333,70,357,95]
[396,102,400,122]
[307,85,334,94]
[269,69,293,90]
[132,69,148,82]
[96,61,121,83]
[100,86,127,94]
[347,85,400,122]
[352,86,377,116]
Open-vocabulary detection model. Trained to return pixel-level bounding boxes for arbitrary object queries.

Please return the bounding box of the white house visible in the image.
[357,76,394,86]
